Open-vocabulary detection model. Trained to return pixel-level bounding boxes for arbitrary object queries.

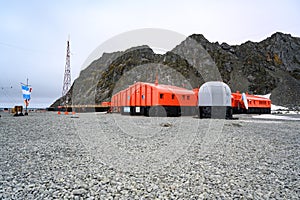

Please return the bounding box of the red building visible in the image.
[111,82,198,116]
[231,92,271,114]
[111,81,271,117]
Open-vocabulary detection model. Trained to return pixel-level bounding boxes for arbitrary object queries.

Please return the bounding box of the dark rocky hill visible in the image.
[51,32,300,108]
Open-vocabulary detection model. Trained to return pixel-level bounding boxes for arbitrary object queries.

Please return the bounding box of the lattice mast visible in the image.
[62,38,71,105]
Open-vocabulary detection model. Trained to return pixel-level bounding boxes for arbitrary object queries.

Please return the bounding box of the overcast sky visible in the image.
[0,0,299,108]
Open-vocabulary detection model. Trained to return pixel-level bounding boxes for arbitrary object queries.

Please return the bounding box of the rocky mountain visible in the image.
[51,32,300,108]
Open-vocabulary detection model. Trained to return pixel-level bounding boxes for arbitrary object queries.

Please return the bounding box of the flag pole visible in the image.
[21,78,30,116]
[25,78,28,115]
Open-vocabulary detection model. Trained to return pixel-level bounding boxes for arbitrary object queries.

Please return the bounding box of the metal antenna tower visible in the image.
[62,37,71,105]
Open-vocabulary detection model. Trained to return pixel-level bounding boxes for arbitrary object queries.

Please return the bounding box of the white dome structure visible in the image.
[198,81,232,119]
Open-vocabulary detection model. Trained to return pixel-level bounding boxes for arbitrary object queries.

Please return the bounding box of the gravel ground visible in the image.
[0,112,299,199]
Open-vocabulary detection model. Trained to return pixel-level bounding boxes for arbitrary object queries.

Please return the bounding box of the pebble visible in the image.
[73,188,87,196]
[0,112,299,199]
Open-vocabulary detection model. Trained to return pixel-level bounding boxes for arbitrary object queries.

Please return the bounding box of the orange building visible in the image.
[111,82,198,116]
[111,81,272,117]
[231,92,271,114]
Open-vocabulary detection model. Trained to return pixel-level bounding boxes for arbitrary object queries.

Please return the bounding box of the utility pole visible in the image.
[62,37,71,108]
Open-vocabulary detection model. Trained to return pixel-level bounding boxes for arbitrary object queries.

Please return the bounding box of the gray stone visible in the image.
[72,188,87,196]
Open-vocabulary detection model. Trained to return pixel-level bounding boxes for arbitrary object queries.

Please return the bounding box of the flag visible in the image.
[21,85,32,100]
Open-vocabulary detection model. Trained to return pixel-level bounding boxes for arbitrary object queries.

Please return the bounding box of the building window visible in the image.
[260,101,266,105]
[182,95,185,100]
[187,95,190,100]
[172,94,175,99]
[160,93,164,99]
